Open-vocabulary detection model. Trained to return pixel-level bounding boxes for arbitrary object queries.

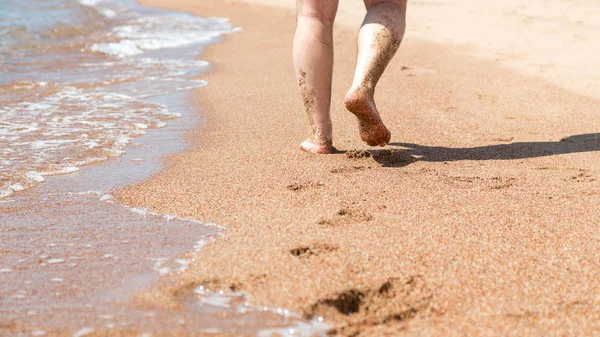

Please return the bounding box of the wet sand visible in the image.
[116,0,600,336]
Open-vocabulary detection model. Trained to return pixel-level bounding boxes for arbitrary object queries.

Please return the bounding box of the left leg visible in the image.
[345,0,407,147]
[294,0,339,154]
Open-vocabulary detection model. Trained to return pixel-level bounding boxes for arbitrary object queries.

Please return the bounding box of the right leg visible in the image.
[345,0,407,147]
[294,0,339,154]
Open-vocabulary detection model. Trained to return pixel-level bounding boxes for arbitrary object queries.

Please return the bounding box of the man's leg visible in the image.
[345,0,407,147]
[294,0,339,154]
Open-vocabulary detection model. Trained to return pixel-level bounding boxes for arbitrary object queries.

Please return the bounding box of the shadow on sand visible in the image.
[363,133,600,167]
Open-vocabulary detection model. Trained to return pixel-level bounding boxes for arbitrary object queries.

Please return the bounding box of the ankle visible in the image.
[345,88,372,110]
[346,86,374,100]
[310,134,332,147]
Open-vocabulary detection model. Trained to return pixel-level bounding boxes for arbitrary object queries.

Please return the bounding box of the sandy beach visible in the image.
[112,0,600,335]
[7,0,598,335]
[113,0,600,335]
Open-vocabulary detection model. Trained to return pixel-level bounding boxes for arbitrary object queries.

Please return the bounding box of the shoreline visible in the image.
[124,0,600,336]
[1,2,275,335]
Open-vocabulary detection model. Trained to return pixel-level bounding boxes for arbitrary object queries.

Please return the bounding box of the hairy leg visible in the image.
[345,0,407,147]
[294,0,339,154]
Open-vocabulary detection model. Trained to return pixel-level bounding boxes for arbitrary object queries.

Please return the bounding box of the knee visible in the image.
[297,0,338,26]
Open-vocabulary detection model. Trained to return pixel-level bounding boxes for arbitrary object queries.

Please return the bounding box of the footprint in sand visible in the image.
[289,243,339,259]
[442,175,485,189]
[565,170,596,183]
[488,136,515,143]
[286,181,324,191]
[371,149,417,167]
[330,165,370,174]
[304,276,432,335]
[488,177,517,190]
[345,149,416,168]
[443,175,517,190]
[399,65,436,77]
[476,93,498,103]
[318,205,373,226]
[345,149,372,159]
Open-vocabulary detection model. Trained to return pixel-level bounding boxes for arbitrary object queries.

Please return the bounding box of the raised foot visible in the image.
[300,139,333,154]
[344,89,391,147]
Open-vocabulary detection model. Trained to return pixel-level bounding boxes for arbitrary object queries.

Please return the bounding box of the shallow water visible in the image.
[0,0,235,198]
[1,1,330,336]
[0,107,329,335]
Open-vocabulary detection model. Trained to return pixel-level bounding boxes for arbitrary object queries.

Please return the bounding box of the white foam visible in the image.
[78,0,103,6]
[256,318,331,337]
[0,190,14,199]
[57,167,79,174]
[129,208,148,215]
[175,259,190,265]
[47,258,65,264]
[99,194,113,201]
[91,40,143,57]
[199,294,231,308]
[194,239,209,251]
[200,329,221,334]
[91,15,237,58]
[191,286,331,336]
[9,183,25,192]
[99,8,116,18]
[26,171,45,182]
[1,84,178,198]
[73,327,94,337]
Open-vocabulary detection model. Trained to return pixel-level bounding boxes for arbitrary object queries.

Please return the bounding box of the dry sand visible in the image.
[236,0,600,100]
[119,0,600,335]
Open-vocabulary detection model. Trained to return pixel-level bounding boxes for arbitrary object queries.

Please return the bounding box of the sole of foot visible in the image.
[300,139,333,154]
[344,89,391,147]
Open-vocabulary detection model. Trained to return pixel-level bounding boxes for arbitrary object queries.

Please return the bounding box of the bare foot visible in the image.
[344,88,391,147]
[300,138,333,154]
